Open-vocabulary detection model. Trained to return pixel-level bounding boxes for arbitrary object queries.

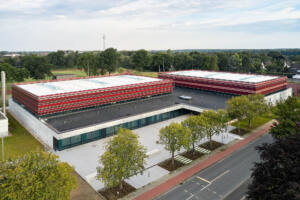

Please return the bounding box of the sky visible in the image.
[1,0,300,51]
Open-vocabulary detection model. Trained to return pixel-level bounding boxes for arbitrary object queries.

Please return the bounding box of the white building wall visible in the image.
[0,112,8,137]
[264,88,292,105]
[8,99,57,148]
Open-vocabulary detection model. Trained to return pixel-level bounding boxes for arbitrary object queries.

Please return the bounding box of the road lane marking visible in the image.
[197,176,211,183]
[185,194,194,200]
[200,170,231,191]
[210,170,230,182]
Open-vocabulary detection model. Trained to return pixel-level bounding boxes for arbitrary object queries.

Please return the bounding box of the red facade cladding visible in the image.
[158,72,287,95]
[12,78,173,116]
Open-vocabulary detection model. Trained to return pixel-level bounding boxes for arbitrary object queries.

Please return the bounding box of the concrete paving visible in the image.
[155,134,273,200]
[55,115,239,191]
[126,166,169,189]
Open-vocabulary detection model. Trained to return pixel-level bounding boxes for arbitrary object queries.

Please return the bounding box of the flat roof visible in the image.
[168,70,278,83]
[45,87,232,133]
[17,75,161,96]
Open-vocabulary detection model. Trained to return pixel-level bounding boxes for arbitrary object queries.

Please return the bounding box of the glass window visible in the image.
[114,125,120,133]
[86,130,100,140]
[70,135,81,145]
[61,138,70,147]
[99,129,106,138]
[140,118,147,126]
[106,127,115,137]
[129,120,139,129]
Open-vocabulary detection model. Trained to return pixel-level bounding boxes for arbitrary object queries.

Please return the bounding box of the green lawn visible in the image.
[0,113,43,160]
[232,113,274,131]
[51,68,87,77]
[131,71,158,78]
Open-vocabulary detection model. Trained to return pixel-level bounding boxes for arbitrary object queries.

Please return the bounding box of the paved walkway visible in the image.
[134,120,275,200]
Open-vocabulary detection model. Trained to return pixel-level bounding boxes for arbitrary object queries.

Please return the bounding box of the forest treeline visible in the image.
[1,48,300,82]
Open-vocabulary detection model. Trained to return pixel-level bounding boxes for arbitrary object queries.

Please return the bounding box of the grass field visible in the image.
[51,68,158,78]
[0,113,43,160]
[51,68,87,77]
[131,71,158,77]
[232,113,274,131]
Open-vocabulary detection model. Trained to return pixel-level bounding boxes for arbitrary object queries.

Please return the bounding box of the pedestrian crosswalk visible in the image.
[195,146,211,154]
[174,155,192,164]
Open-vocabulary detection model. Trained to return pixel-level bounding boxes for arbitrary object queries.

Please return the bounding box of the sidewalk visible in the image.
[134,120,275,200]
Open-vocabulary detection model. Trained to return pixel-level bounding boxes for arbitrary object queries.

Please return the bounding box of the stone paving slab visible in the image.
[126,166,169,189]
[174,155,192,164]
[195,147,211,154]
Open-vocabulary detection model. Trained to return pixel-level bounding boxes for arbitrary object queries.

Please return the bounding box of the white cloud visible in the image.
[0,0,300,50]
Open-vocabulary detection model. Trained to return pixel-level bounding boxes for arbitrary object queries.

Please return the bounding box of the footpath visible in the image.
[133,120,275,200]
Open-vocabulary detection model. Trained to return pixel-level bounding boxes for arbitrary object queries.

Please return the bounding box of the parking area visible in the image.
[55,115,239,191]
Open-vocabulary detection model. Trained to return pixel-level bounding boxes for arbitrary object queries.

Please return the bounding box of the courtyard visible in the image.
[55,115,240,191]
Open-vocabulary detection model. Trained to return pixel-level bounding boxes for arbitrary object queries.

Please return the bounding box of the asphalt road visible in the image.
[156,134,273,200]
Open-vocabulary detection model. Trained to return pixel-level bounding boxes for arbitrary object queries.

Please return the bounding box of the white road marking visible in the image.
[240,195,247,200]
[210,170,230,182]
[185,194,194,200]
[197,176,211,184]
[200,170,230,191]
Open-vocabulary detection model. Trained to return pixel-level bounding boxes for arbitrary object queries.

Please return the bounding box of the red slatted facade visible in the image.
[158,71,287,95]
[12,74,174,116]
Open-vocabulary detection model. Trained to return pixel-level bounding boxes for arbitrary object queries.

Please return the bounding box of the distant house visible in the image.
[53,74,77,80]
[289,62,300,74]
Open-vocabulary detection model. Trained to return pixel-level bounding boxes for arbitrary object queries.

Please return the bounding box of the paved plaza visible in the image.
[55,115,240,191]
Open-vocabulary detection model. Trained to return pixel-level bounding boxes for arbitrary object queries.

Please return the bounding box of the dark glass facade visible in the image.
[53,108,191,150]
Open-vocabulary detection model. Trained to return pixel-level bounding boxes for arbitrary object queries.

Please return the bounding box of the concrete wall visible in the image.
[8,99,57,148]
[264,88,292,105]
[0,112,8,137]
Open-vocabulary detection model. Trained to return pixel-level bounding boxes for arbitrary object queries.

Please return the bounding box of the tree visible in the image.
[47,50,65,67]
[158,122,190,166]
[245,94,269,128]
[151,53,164,72]
[97,128,147,190]
[173,53,193,70]
[131,49,151,71]
[247,135,300,200]
[102,48,118,74]
[77,52,97,76]
[226,95,250,133]
[182,115,206,154]
[0,151,76,200]
[0,63,29,82]
[96,53,106,75]
[201,110,228,149]
[270,96,300,138]
[228,53,242,72]
[21,55,52,80]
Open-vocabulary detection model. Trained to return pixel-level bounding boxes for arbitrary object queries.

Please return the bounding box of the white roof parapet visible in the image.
[17,75,161,97]
[168,70,278,83]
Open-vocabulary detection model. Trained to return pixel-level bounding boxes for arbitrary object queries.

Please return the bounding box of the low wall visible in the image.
[264,88,292,105]
[0,112,8,137]
[8,99,57,148]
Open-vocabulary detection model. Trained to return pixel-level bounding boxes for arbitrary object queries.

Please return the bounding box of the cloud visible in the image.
[0,0,300,50]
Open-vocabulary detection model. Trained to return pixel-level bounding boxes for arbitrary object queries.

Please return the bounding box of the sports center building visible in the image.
[158,70,287,95]
[9,71,292,151]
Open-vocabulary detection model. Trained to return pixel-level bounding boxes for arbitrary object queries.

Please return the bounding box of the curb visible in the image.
[134,120,275,200]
